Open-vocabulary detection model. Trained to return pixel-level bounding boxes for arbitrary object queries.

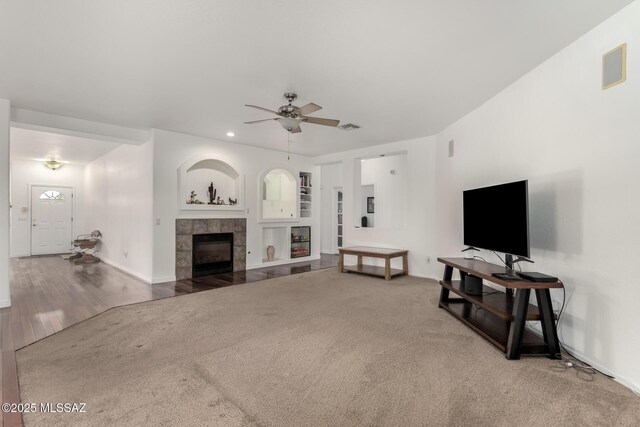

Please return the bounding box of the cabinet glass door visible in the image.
[337,190,343,248]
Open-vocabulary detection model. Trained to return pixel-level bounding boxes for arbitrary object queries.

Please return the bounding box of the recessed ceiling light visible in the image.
[226,131,235,137]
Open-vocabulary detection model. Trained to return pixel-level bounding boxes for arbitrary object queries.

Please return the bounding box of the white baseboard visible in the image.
[410,273,439,281]
[0,298,11,308]
[524,324,640,395]
[10,252,30,258]
[556,338,640,395]
[100,258,152,284]
[152,275,177,284]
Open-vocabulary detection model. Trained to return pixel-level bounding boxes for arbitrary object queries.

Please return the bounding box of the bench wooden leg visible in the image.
[338,253,344,272]
[402,254,408,275]
[357,255,363,271]
[385,258,391,280]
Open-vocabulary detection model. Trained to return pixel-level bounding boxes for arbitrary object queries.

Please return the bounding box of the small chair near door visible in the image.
[66,230,102,264]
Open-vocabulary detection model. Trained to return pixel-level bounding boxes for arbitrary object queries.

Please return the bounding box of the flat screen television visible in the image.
[463,180,529,258]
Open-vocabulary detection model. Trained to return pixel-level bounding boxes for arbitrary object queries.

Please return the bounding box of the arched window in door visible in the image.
[39,190,64,200]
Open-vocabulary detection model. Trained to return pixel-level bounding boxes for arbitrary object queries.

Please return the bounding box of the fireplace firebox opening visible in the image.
[192,233,233,277]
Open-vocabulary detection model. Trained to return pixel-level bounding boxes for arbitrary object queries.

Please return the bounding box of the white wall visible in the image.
[319,163,343,254]
[152,129,320,282]
[84,142,154,282]
[0,99,10,307]
[360,154,408,229]
[9,159,86,257]
[316,137,438,278]
[436,1,640,391]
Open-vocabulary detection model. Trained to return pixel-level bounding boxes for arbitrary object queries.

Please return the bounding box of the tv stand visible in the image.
[437,258,563,360]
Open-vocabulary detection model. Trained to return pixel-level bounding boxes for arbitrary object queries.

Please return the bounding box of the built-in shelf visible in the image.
[262,226,288,263]
[291,226,311,258]
[300,172,312,218]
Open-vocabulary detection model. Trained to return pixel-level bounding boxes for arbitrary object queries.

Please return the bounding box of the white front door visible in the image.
[31,186,73,255]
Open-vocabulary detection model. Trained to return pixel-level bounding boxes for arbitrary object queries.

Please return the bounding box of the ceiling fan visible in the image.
[244,93,340,133]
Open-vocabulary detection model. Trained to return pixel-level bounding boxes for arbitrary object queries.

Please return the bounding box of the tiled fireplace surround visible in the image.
[175,218,247,280]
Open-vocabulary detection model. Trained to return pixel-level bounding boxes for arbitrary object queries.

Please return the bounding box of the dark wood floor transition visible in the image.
[0,254,338,427]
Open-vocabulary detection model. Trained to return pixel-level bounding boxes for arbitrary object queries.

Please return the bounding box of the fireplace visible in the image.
[192,233,233,277]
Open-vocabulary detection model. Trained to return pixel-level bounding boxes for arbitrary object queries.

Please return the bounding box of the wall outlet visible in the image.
[123,250,128,258]
[155,218,161,225]
[426,256,431,263]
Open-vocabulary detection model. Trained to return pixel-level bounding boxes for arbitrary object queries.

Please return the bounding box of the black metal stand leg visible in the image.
[506,289,530,360]
[443,265,453,281]
[439,266,453,307]
[536,289,561,359]
[439,287,450,306]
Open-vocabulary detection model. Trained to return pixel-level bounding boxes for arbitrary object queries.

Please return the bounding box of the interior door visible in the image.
[31,186,73,255]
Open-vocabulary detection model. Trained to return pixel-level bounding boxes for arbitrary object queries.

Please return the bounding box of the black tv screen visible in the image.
[463,180,529,258]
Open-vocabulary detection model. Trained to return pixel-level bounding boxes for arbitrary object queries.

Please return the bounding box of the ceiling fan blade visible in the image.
[295,103,322,116]
[291,126,302,134]
[244,118,278,124]
[245,104,280,115]
[302,116,340,127]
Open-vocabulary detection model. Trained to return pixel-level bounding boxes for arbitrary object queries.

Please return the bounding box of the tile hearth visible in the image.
[175,218,246,280]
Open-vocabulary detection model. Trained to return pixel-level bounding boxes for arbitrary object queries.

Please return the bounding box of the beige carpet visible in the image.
[17,268,640,426]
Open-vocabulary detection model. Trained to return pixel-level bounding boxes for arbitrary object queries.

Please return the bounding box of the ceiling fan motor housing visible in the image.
[278,104,298,117]
[279,93,299,117]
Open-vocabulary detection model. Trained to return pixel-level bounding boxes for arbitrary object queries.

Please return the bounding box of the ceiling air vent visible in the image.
[338,123,361,131]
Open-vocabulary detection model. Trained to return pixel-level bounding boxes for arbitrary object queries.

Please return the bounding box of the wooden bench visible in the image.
[338,246,409,280]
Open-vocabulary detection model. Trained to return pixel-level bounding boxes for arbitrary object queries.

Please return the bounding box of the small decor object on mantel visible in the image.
[228,197,237,205]
[207,182,217,205]
[266,245,275,261]
[367,197,375,213]
[187,191,204,204]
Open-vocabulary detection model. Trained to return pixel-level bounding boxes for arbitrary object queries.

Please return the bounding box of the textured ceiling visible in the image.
[0,0,634,155]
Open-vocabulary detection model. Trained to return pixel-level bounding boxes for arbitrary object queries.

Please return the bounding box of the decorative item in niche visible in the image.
[367,197,375,214]
[208,182,217,204]
[228,198,238,205]
[266,245,275,262]
[187,191,204,204]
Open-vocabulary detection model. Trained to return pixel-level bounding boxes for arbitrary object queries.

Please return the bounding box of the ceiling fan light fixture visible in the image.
[279,117,301,131]
[44,159,64,170]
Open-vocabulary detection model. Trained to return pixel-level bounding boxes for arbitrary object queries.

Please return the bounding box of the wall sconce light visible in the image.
[44,160,64,170]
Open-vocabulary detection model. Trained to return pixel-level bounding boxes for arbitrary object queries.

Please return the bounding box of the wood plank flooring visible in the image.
[0,254,338,427]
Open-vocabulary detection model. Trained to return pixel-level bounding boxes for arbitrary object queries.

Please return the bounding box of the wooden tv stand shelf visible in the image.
[437,258,563,360]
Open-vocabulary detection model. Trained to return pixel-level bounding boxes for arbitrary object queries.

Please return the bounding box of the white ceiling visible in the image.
[0,0,634,156]
[10,127,120,165]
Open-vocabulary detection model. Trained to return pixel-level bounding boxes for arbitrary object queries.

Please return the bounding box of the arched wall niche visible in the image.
[178,154,245,212]
[258,166,299,221]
